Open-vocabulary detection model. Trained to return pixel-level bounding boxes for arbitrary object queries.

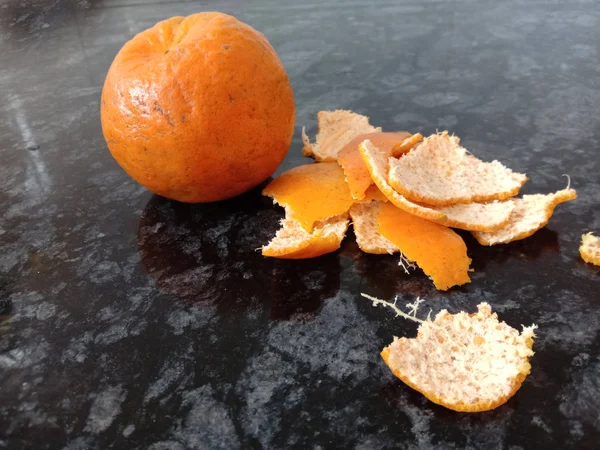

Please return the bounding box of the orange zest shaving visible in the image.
[262,162,354,231]
[338,131,411,200]
[377,202,472,290]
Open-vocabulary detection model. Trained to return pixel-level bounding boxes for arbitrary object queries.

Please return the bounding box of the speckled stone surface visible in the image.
[1,0,600,449]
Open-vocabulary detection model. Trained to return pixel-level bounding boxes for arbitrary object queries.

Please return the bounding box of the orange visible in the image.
[100,12,295,202]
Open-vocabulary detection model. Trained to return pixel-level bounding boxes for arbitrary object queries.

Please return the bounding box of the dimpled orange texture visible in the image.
[101,13,295,202]
[262,162,354,231]
[338,131,411,200]
[377,202,472,290]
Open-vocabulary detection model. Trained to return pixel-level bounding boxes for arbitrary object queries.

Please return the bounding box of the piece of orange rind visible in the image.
[434,200,516,232]
[357,185,389,203]
[262,162,354,232]
[391,132,423,158]
[349,201,399,255]
[377,202,472,290]
[579,232,600,266]
[387,132,528,206]
[262,212,349,259]
[301,110,381,162]
[359,140,516,232]
[359,139,447,223]
[472,188,577,245]
[381,302,537,412]
[338,131,412,200]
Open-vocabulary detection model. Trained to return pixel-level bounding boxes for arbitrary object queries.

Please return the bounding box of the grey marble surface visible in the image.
[1,0,600,448]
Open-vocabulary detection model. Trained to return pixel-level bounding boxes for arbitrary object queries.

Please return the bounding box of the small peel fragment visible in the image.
[375,299,537,412]
[262,213,349,259]
[349,201,399,254]
[301,110,381,162]
[391,133,423,158]
[359,140,516,231]
[339,131,411,200]
[472,188,577,245]
[262,162,354,232]
[388,132,528,206]
[377,202,472,290]
[579,232,600,266]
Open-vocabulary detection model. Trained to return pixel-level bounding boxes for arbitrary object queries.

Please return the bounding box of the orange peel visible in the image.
[301,110,381,162]
[359,140,516,231]
[379,302,537,412]
[472,188,577,245]
[262,162,354,232]
[580,233,600,266]
[391,132,423,158]
[358,185,389,203]
[349,202,399,254]
[338,131,411,200]
[434,200,516,232]
[359,139,447,223]
[377,202,472,290]
[388,132,528,206]
[262,212,349,259]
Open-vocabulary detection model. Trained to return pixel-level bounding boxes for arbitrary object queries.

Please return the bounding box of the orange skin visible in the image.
[360,185,388,203]
[262,226,347,259]
[377,202,471,290]
[380,346,529,412]
[263,162,354,232]
[338,131,411,200]
[391,133,423,157]
[101,13,295,202]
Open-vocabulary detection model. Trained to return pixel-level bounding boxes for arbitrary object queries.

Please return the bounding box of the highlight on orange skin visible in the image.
[338,131,411,200]
[262,162,354,232]
[377,202,472,290]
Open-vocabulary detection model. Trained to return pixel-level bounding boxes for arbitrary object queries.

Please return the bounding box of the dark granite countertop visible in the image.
[1,0,600,449]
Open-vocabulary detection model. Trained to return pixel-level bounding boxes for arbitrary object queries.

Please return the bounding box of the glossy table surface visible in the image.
[1,0,599,448]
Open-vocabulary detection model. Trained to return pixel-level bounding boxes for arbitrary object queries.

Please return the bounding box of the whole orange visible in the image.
[100,12,295,202]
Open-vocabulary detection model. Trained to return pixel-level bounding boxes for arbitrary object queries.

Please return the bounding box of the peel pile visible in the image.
[262,110,577,291]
